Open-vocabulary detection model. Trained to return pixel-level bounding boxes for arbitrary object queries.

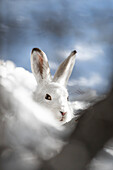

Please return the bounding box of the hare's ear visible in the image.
[31,48,51,84]
[53,50,77,86]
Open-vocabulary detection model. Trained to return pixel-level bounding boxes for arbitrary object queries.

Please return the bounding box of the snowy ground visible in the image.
[0,56,112,170]
[0,60,99,170]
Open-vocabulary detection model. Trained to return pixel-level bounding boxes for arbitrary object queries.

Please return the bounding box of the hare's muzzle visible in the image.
[60,111,67,116]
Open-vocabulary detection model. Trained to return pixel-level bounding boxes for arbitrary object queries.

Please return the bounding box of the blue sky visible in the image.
[0,0,113,93]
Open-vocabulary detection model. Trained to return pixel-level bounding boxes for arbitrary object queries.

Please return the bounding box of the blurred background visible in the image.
[0,0,113,94]
[0,1,113,170]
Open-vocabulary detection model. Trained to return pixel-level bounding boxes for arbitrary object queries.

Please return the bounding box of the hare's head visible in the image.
[31,48,77,124]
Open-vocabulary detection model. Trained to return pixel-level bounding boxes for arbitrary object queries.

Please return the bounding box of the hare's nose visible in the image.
[60,111,67,116]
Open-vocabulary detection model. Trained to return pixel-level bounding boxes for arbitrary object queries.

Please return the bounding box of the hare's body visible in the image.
[31,48,77,124]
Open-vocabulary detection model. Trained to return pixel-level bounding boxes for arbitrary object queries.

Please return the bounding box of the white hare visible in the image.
[31,48,77,124]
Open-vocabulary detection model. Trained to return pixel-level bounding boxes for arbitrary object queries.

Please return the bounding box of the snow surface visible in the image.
[0,60,99,170]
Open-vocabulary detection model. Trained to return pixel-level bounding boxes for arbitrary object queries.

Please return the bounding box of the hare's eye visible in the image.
[67,96,69,101]
[45,94,52,100]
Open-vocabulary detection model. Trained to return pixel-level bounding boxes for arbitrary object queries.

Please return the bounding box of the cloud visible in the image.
[75,44,104,61]
[68,73,105,88]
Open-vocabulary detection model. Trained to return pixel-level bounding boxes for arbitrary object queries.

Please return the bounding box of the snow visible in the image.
[0,60,100,170]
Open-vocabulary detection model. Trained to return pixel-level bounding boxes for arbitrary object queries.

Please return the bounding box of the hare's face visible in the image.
[31,48,77,124]
[35,82,72,123]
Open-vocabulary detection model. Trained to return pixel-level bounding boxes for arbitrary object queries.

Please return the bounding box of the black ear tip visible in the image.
[31,48,42,54]
[72,50,77,55]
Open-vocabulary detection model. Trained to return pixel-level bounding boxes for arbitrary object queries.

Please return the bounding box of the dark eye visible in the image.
[45,94,52,100]
[67,96,69,101]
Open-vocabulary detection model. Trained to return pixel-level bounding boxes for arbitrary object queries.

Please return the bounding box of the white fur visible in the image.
[34,82,73,123]
[31,48,77,124]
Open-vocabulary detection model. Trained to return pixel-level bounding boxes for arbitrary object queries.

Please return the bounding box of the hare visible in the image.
[31,48,77,124]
